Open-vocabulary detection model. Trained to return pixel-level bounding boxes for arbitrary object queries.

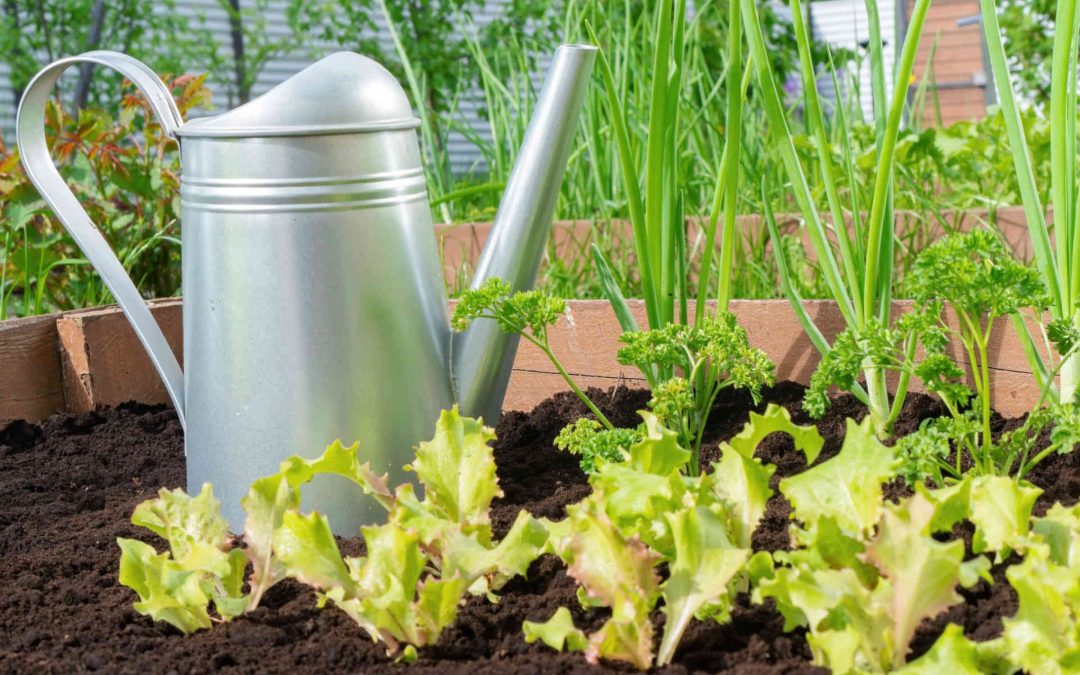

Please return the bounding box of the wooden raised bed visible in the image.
[0,296,1047,429]
[438,206,1034,275]
[0,205,1045,428]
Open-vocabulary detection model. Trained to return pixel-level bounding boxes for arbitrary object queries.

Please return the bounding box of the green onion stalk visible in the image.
[979,0,1080,404]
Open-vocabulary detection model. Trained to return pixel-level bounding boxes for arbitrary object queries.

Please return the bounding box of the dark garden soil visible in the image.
[1,381,1075,674]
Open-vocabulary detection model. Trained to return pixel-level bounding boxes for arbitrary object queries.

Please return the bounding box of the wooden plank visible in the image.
[503,299,1045,419]
[56,299,183,413]
[0,295,1052,425]
[0,314,64,427]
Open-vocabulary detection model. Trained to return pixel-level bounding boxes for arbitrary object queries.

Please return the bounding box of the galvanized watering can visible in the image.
[17,46,596,531]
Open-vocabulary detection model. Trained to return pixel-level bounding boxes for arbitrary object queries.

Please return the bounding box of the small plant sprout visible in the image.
[754,426,1060,672]
[616,314,775,474]
[453,277,614,429]
[121,407,549,659]
[903,230,1047,474]
[530,405,821,668]
[118,440,394,634]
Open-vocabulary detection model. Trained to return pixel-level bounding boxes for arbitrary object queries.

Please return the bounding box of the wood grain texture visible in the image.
[0,297,1050,426]
[56,299,183,413]
[503,299,1044,418]
[0,314,64,426]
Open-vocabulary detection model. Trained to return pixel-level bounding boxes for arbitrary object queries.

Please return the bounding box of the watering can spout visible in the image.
[452,44,597,424]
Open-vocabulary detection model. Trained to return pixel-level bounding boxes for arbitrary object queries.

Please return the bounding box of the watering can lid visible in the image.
[176,52,420,138]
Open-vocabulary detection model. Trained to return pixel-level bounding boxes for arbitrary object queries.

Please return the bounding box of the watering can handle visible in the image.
[16,51,186,429]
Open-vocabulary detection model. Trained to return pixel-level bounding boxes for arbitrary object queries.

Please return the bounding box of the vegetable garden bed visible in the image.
[3,380,1071,673]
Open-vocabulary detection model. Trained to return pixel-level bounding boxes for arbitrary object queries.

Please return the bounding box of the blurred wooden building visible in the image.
[810,0,991,126]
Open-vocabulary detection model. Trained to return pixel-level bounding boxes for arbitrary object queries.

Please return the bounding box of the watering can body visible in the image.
[17,47,596,531]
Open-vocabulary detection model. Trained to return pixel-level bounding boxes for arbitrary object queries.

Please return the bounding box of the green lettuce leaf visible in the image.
[274,510,356,593]
[130,483,232,575]
[118,483,247,631]
[760,489,991,672]
[406,406,499,537]
[724,403,825,464]
[1001,546,1080,674]
[780,416,897,536]
[899,624,1010,675]
[242,440,392,608]
[523,607,588,652]
[1033,502,1080,566]
[865,493,989,670]
[277,439,394,508]
[968,476,1041,559]
[561,498,659,669]
[708,403,822,548]
[624,411,692,475]
[657,506,749,666]
[117,537,214,634]
[441,509,549,596]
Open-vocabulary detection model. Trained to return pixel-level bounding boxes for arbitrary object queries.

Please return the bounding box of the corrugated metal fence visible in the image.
[0,0,523,174]
[1,2,937,169]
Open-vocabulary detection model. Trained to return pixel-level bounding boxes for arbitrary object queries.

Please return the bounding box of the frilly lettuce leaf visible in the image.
[1001,545,1080,674]
[866,493,990,670]
[274,510,356,593]
[781,517,878,587]
[269,407,540,656]
[242,439,392,606]
[117,538,215,633]
[709,403,823,548]
[130,483,231,570]
[561,498,659,669]
[523,607,588,652]
[968,476,1041,559]
[914,478,973,535]
[1033,502,1080,566]
[897,624,1008,674]
[760,487,991,672]
[281,516,466,655]
[406,406,499,538]
[441,509,549,596]
[625,411,691,475]
[780,416,898,536]
[657,506,749,666]
[118,483,247,632]
[725,403,825,465]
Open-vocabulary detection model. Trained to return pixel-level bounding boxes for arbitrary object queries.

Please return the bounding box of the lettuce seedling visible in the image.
[531,405,819,668]
[117,484,247,633]
[118,441,394,633]
[274,407,548,658]
[960,500,1080,674]
[756,426,1070,673]
[120,406,546,659]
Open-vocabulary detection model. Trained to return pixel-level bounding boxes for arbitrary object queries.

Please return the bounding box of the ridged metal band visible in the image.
[180,167,428,212]
[174,117,422,138]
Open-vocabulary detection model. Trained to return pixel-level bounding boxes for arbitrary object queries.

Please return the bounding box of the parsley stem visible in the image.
[536,340,614,431]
